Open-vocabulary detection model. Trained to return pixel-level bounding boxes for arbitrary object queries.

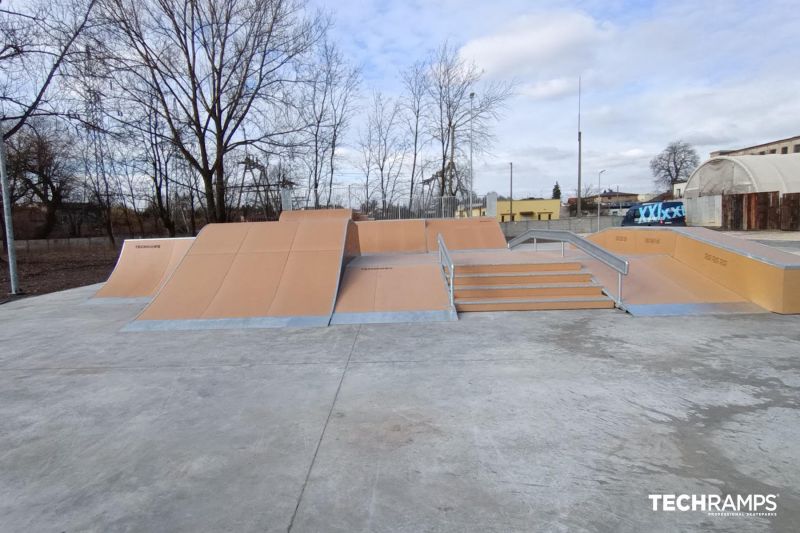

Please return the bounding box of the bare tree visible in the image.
[325,47,359,206]
[98,0,322,222]
[299,40,359,207]
[426,42,511,197]
[400,60,428,209]
[360,92,406,212]
[650,140,700,190]
[6,119,76,238]
[0,0,98,140]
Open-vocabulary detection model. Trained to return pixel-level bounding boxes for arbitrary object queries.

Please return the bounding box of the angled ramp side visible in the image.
[589,227,800,314]
[279,208,353,222]
[331,254,454,324]
[354,217,506,255]
[355,219,427,254]
[94,237,194,299]
[127,218,354,330]
[425,218,506,251]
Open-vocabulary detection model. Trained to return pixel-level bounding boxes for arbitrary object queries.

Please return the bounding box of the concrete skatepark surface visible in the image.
[1,284,799,531]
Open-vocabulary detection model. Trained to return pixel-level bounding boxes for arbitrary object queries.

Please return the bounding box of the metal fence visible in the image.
[501,216,623,238]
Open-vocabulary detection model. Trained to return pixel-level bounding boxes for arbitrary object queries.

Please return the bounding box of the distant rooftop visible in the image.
[711,134,800,157]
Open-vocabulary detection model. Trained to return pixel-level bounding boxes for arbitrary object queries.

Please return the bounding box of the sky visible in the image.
[310,0,800,198]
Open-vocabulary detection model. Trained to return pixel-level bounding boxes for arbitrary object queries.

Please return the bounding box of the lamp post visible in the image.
[509,162,513,222]
[469,92,475,217]
[0,124,20,294]
[597,169,606,232]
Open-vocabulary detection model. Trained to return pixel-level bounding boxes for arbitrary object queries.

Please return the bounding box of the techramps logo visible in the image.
[649,493,779,517]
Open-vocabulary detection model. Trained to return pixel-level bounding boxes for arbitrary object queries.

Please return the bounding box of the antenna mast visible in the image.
[577,76,582,217]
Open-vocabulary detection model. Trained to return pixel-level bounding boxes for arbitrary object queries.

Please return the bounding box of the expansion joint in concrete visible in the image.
[285,324,361,532]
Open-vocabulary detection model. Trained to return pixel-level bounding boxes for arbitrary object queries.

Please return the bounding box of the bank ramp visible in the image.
[588,227,800,315]
[94,237,194,299]
[126,216,357,330]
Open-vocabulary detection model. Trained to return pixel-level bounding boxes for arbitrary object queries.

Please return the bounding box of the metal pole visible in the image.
[0,126,20,294]
[577,76,582,218]
[509,162,513,223]
[597,169,606,232]
[617,272,622,306]
[469,92,475,217]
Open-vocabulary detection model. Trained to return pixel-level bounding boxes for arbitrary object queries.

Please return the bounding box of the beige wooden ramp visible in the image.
[94,237,194,299]
[588,227,800,315]
[279,208,353,222]
[355,217,506,255]
[125,217,356,330]
[425,218,506,251]
[331,254,455,324]
[355,219,427,254]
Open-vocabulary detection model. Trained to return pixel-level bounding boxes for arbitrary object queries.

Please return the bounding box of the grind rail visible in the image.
[507,229,629,306]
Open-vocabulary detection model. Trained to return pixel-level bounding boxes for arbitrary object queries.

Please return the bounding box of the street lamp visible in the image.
[597,169,606,232]
[469,92,475,217]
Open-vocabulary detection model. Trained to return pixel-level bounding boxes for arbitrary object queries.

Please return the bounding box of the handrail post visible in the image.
[533,236,537,251]
[617,271,622,306]
[449,264,454,308]
[561,241,565,257]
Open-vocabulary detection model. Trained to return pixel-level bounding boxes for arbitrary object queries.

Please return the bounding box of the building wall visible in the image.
[711,136,800,157]
[460,199,562,222]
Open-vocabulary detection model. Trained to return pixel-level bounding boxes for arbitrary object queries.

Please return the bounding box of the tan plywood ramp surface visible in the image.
[356,219,427,254]
[279,208,353,222]
[94,238,194,298]
[130,219,352,329]
[425,218,506,251]
[590,227,800,314]
[331,254,454,324]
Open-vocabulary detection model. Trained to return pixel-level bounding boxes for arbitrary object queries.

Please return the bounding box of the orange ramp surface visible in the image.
[424,218,506,251]
[331,254,454,324]
[279,208,353,222]
[355,219,427,254]
[126,216,356,330]
[589,227,800,315]
[94,237,194,299]
[355,217,506,255]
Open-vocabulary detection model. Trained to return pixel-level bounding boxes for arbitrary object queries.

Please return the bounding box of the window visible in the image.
[782,147,788,154]
[759,151,766,155]
[769,149,777,154]
[794,145,800,153]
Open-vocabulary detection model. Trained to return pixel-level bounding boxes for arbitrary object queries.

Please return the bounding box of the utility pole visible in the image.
[0,125,20,294]
[597,169,606,232]
[509,162,513,223]
[469,92,475,217]
[577,76,582,218]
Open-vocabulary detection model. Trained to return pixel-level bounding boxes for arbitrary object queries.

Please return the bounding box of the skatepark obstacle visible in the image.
[94,237,194,299]
[95,211,799,330]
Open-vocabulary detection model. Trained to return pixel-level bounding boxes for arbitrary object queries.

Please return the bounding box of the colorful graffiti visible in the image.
[636,202,685,224]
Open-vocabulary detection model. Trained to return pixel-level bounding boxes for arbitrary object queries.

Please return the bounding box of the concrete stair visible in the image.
[453,261,616,312]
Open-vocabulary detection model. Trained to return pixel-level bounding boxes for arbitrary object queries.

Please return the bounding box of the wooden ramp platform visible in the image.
[94,237,194,299]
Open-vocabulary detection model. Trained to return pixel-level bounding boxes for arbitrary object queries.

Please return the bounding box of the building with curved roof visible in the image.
[685,154,800,199]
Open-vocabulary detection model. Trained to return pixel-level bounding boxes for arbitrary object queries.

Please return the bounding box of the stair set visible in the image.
[453,260,616,312]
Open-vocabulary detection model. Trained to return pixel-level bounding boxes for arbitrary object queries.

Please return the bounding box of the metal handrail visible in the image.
[437,233,456,311]
[507,229,629,306]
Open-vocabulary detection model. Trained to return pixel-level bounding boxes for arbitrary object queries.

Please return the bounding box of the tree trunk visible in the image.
[34,202,59,239]
[214,162,226,222]
[201,170,217,223]
[103,207,115,247]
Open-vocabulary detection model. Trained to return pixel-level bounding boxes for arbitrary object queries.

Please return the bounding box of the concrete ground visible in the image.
[1,285,799,532]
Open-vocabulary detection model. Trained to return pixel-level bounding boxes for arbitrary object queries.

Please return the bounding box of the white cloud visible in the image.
[518,78,575,101]
[310,0,800,197]
[459,11,612,78]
